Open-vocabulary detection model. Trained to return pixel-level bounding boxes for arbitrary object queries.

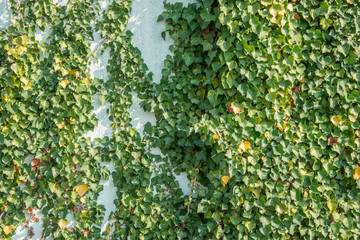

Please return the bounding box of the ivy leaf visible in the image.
[226,102,240,114]
[327,199,338,213]
[238,141,250,153]
[10,62,24,76]
[353,167,360,180]
[261,0,272,6]
[265,92,276,102]
[330,115,342,126]
[58,219,68,229]
[3,225,14,235]
[59,79,69,88]
[1,203,7,211]
[221,175,230,187]
[74,185,88,197]
[213,134,219,140]
[327,137,338,146]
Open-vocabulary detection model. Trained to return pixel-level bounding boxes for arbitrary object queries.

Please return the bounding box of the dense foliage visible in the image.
[0,0,360,239]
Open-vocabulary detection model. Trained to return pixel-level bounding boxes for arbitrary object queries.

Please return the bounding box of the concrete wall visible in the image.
[0,0,195,239]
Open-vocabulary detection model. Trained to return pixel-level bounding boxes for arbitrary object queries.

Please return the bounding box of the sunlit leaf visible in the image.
[327,199,338,213]
[74,185,88,197]
[58,219,68,229]
[3,225,14,235]
[238,141,250,153]
[330,115,342,126]
[59,79,69,88]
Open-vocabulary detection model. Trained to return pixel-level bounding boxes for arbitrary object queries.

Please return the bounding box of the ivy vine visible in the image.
[1,0,360,239]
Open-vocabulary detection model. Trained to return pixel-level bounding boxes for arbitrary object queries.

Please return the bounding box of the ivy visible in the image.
[1,0,360,239]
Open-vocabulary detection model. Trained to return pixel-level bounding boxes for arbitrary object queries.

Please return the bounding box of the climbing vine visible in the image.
[1,0,360,239]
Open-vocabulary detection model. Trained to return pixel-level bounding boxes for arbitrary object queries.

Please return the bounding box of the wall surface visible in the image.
[0,0,196,239]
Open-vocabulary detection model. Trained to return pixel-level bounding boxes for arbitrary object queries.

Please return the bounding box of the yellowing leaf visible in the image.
[3,225,14,235]
[239,141,250,153]
[221,175,230,187]
[58,219,68,229]
[68,69,76,76]
[106,226,110,234]
[353,167,360,180]
[1,202,7,211]
[74,185,88,197]
[57,121,65,129]
[327,199,338,213]
[213,134,219,140]
[330,115,342,126]
[195,168,203,173]
[59,79,69,88]
[237,197,244,206]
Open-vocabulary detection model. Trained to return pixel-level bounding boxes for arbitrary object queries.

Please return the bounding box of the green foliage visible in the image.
[1,0,360,239]
[143,0,360,239]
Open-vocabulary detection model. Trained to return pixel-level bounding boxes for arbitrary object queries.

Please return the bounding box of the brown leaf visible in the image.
[31,217,39,223]
[327,137,338,146]
[29,230,35,238]
[292,13,300,19]
[82,229,90,237]
[226,104,234,113]
[31,159,40,167]
[292,85,301,93]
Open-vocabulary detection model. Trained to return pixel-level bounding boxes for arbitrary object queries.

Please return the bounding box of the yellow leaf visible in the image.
[195,168,203,173]
[213,134,219,140]
[74,185,88,197]
[353,167,360,180]
[68,69,76,76]
[239,141,251,153]
[106,226,110,234]
[58,219,68,229]
[59,79,69,88]
[330,115,342,126]
[221,175,230,187]
[57,121,65,129]
[1,202,7,211]
[237,197,244,206]
[3,225,14,235]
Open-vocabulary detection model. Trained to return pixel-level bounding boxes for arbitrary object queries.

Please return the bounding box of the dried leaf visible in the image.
[82,229,90,237]
[226,102,240,114]
[292,13,300,19]
[327,137,338,146]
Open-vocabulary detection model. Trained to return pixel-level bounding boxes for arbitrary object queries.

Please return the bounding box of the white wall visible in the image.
[0,0,196,239]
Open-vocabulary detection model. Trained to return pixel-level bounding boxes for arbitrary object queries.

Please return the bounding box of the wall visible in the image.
[0,0,195,239]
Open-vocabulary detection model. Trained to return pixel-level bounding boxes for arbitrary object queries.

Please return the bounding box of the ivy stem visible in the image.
[87,36,108,64]
[186,175,197,216]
